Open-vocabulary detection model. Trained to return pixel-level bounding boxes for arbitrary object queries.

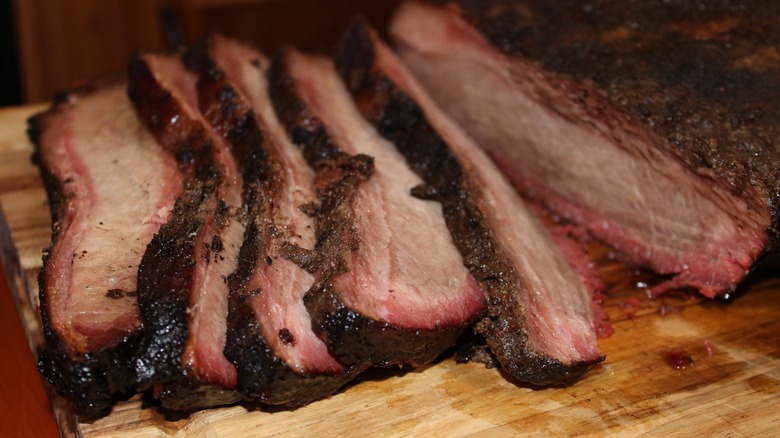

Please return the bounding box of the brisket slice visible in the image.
[128,52,245,410]
[269,49,485,367]
[31,83,182,417]
[336,22,603,385]
[391,1,779,297]
[185,35,360,406]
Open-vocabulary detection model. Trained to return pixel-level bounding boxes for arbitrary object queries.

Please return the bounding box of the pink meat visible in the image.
[37,84,181,353]
[286,50,485,330]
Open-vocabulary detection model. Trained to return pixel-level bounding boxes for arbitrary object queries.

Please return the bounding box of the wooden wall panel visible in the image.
[12,0,169,103]
[11,0,401,103]
[173,0,401,52]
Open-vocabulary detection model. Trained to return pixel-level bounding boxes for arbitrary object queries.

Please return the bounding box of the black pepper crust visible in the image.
[187,36,362,405]
[269,48,474,368]
[428,0,780,240]
[30,97,143,418]
[336,21,601,385]
[36,330,142,418]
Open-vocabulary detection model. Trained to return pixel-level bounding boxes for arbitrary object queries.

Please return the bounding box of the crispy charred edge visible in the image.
[134,191,244,410]
[226,226,365,405]
[336,21,602,385]
[304,282,467,367]
[29,103,142,418]
[128,52,243,408]
[225,201,366,405]
[135,215,244,411]
[36,332,143,418]
[186,37,361,405]
[270,49,468,367]
[152,381,244,412]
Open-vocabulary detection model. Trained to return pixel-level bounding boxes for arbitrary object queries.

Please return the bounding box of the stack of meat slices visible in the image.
[38,0,780,415]
[32,28,605,416]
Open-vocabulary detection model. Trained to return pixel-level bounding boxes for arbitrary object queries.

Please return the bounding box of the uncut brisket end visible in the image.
[269,49,485,367]
[31,84,182,417]
[391,1,779,297]
[186,35,359,406]
[336,22,603,385]
[128,52,245,410]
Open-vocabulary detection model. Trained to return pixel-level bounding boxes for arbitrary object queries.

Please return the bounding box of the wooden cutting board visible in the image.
[1,103,779,437]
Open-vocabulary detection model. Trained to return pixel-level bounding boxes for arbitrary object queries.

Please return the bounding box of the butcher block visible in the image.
[1,101,779,437]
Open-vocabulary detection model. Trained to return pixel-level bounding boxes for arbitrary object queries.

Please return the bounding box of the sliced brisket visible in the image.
[185,35,360,405]
[336,22,603,385]
[31,83,182,416]
[128,52,245,410]
[391,0,779,297]
[269,48,485,367]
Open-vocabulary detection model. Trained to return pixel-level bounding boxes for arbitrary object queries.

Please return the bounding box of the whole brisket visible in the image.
[335,22,604,385]
[391,0,779,297]
[31,83,182,417]
[269,48,486,368]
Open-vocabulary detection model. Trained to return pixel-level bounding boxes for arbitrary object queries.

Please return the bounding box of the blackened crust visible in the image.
[127,51,220,182]
[430,0,780,242]
[267,49,354,169]
[335,21,602,385]
[152,380,245,412]
[227,225,362,406]
[36,330,141,418]
[303,282,466,366]
[134,194,244,412]
[134,198,245,411]
[133,208,197,385]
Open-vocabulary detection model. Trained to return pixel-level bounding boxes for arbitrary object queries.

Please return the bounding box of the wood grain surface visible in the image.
[1,103,779,437]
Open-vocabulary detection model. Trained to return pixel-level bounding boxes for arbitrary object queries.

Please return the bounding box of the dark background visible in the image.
[1,0,22,107]
[1,0,400,107]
